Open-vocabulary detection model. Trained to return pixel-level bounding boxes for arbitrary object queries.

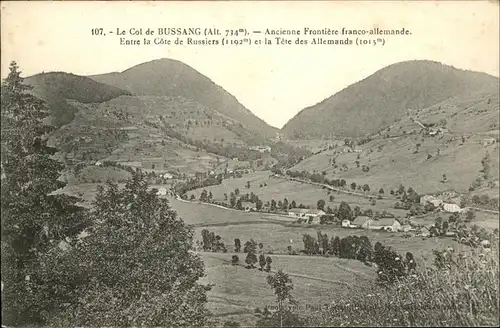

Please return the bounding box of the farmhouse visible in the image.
[341,219,351,228]
[417,226,431,237]
[241,202,257,212]
[162,173,174,179]
[306,209,326,218]
[288,208,309,218]
[420,195,443,207]
[94,161,103,167]
[306,209,326,224]
[442,203,463,213]
[368,218,402,232]
[402,224,414,232]
[351,216,371,228]
[288,208,325,224]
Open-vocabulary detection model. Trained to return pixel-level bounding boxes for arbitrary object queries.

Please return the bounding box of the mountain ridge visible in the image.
[88,58,279,137]
[282,60,499,139]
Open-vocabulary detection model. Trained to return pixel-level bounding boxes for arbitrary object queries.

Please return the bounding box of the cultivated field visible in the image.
[170,198,270,226]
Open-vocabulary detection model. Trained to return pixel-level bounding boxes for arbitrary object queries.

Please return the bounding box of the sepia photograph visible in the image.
[1,1,499,327]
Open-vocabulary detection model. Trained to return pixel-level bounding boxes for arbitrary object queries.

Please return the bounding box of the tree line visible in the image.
[301,232,416,283]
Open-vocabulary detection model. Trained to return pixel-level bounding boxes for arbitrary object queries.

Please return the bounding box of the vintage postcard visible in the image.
[1,1,499,327]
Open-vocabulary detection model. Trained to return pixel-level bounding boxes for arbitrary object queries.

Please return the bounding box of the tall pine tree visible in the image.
[1,62,87,325]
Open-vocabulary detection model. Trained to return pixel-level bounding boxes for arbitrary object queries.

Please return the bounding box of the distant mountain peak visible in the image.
[89,58,278,137]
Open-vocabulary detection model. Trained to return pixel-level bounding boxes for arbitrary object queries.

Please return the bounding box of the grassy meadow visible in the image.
[199,251,375,327]
[186,170,408,216]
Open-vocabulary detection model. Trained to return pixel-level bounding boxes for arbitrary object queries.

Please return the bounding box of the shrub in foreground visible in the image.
[304,243,499,326]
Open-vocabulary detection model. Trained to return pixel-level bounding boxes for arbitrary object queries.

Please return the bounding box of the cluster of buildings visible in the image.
[341,216,407,232]
[287,208,326,224]
[420,195,464,213]
[238,204,327,225]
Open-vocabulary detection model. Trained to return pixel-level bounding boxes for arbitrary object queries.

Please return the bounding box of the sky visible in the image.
[1,1,499,128]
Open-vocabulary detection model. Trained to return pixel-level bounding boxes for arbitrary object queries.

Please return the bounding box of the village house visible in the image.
[417,226,431,237]
[94,161,103,167]
[241,201,257,212]
[288,208,325,224]
[288,208,309,218]
[341,219,351,228]
[402,224,414,232]
[442,203,463,213]
[368,218,402,232]
[162,173,174,179]
[305,209,326,224]
[420,195,443,208]
[350,216,371,229]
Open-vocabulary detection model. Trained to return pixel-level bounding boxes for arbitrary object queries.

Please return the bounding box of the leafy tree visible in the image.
[373,243,406,284]
[265,256,273,272]
[465,210,476,222]
[362,184,370,192]
[379,188,384,196]
[230,192,236,208]
[199,189,208,202]
[317,199,326,211]
[208,191,213,201]
[235,188,240,196]
[354,206,361,217]
[1,62,88,326]
[256,199,263,211]
[351,182,357,190]
[397,185,405,195]
[290,200,297,208]
[329,195,335,202]
[236,198,243,210]
[231,255,239,266]
[234,238,241,252]
[264,270,297,327]
[282,198,289,210]
[201,229,212,251]
[246,181,250,189]
[302,234,319,255]
[245,241,258,269]
[190,194,196,201]
[270,199,277,212]
[338,201,354,222]
[259,254,267,271]
[41,173,212,326]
